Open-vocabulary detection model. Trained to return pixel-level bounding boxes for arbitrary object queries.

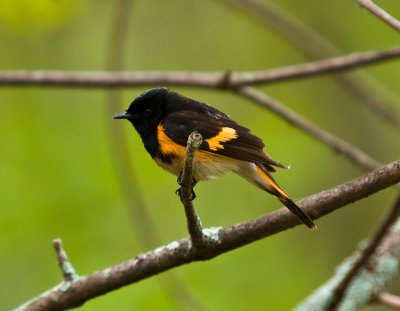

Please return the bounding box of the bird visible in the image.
[113,88,316,229]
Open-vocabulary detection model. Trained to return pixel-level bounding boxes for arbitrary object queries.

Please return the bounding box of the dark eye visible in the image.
[143,109,152,117]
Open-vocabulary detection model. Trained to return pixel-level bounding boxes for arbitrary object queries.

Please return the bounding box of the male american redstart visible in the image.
[113,88,316,229]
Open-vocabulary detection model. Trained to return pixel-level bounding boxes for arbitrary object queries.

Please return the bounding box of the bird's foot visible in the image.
[176,174,197,201]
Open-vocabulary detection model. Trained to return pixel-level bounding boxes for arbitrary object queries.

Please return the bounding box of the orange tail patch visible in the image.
[255,165,316,230]
[255,166,287,198]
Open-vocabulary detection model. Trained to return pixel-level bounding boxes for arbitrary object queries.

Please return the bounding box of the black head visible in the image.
[113,88,169,134]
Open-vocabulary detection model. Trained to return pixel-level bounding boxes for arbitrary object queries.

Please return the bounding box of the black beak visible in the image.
[113,111,132,120]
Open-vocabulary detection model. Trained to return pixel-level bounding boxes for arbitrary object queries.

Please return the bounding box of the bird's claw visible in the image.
[177,173,197,186]
[176,187,196,201]
[176,173,197,201]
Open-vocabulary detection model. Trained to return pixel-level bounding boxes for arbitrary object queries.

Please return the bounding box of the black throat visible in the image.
[131,122,159,158]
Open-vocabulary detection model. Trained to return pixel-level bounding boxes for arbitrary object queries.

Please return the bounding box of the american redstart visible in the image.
[113,88,315,229]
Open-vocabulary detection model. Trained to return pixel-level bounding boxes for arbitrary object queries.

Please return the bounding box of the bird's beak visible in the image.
[113,111,133,120]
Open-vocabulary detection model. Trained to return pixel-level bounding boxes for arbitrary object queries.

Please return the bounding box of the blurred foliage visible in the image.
[0,0,399,310]
[0,0,86,35]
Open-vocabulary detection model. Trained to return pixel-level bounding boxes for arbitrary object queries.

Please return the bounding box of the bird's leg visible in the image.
[176,173,197,201]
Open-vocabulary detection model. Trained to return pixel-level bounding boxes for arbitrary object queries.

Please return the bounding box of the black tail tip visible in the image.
[278,197,317,230]
[297,214,317,230]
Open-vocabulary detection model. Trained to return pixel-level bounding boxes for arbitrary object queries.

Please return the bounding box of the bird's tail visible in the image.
[276,194,316,230]
[256,165,316,230]
[236,163,316,230]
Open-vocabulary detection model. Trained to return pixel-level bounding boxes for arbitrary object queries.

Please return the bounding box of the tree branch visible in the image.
[295,195,400,311]
[223,0,400,128]
[328,194,400,310]
[13,160,400,311]
[357,0,400,32]
[52,239,78,283]
[236,46,400,85]
[179,132,205,247]
[237,86,382,171]
[1,46,400,88]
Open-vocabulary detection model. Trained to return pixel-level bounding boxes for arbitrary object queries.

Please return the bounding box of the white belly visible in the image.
[154,151,241,181]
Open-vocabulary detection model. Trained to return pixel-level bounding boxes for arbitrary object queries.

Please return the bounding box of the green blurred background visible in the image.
[1,0,399,310]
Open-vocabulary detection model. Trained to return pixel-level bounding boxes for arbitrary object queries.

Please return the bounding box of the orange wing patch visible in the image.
[205,127,238,151]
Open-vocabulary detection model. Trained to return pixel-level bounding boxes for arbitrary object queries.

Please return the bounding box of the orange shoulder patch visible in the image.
[205,127,238,151]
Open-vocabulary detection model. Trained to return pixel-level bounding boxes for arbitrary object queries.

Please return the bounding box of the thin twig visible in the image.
[237,86,382,171]
[357,0,400,32]
[52,239,78,282]
[222,0,400,128]
[236,46,400,85]
[375,292,400,309]
[328,193,400,310]
[179,132,205,247]
[13,160,400,311]
[0,46,400,88]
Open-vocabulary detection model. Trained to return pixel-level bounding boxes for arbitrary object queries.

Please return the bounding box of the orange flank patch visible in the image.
[255,166,287,198]
[205,127,238,151]
[156,124,237,180]
[157,124,187,158]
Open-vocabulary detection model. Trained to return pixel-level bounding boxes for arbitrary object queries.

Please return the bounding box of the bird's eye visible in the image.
[143,109,152,117]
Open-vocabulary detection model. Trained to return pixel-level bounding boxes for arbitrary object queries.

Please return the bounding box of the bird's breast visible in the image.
[155,123,242,180]
[154,150,240,181]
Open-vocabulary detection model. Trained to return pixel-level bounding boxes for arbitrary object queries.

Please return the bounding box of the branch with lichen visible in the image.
[52,239,78,283]
[325,194,400,310]
[12,160,400,311]
[295,196,400,311]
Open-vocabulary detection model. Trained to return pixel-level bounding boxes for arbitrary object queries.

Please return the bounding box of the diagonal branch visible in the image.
[13,160,400,311]
[237,86,382,171]
[295,218,400,311]
[222,0,400,128]
[357,0,400,32]
[328,194,400,310]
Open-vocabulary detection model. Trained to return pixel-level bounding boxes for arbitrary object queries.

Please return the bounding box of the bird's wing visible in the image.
[160,110,286,172]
